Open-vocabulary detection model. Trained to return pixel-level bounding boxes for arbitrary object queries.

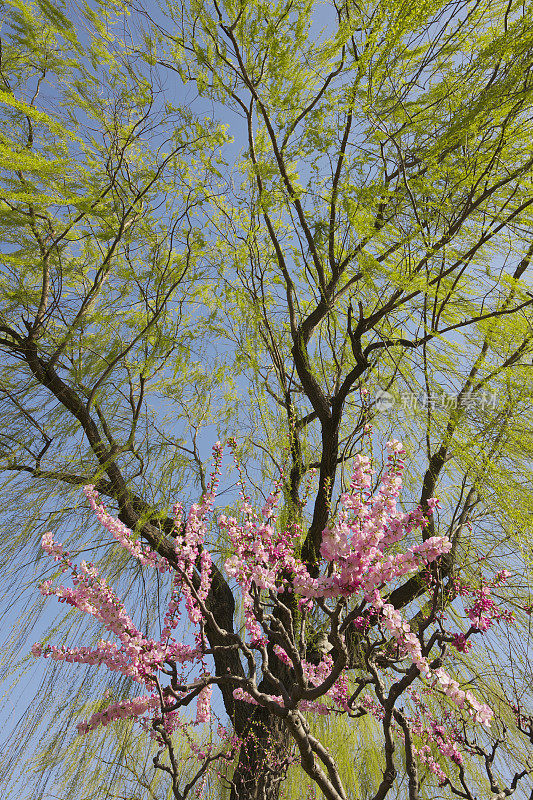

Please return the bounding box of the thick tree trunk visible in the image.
[230,706,291,800]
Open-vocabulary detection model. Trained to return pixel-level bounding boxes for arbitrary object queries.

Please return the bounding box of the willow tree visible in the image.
[1,0,533,797]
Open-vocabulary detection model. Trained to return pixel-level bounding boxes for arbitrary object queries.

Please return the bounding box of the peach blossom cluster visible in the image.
[32,444,224,735]
[220,441,491,727]
[36,552,201,683]
[172,443,222,625]
[76,694,159,734]
[83,486,170,572]
[195,685,212,724]
[31,438,494,754]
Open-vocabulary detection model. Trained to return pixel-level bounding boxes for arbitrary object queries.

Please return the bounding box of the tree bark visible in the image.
[230,705,291,800]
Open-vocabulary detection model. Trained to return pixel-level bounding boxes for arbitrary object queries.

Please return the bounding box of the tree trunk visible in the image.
[230,705,292,800]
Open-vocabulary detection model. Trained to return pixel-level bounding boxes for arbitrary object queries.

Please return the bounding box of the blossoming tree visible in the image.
[2,0,533,797]
[31,439,530,800]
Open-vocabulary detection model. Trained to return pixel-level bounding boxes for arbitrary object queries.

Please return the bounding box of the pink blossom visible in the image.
[195,685,212,724]
[32,436,497,762]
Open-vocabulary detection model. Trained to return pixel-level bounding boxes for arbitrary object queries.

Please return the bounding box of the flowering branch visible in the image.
[31,439,528,800]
